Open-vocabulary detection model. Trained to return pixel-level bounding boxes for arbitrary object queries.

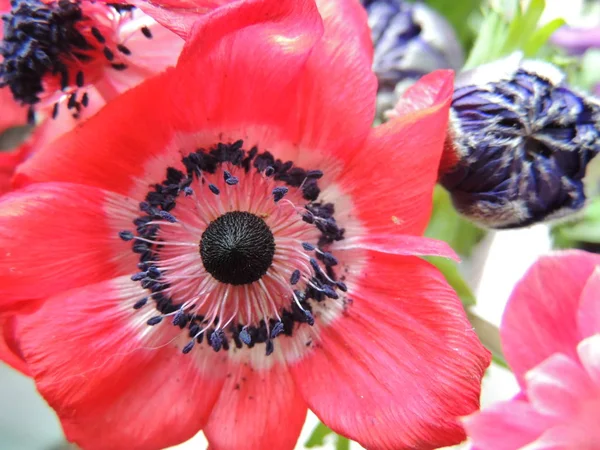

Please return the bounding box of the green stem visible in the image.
[467,310,510,370]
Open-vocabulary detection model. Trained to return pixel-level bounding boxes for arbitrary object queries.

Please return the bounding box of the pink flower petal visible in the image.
[204,359,307,450]
[0,183,138,311]
[577,334,600,389]
[577,268,600,338]
[288,255,489,449]
[463,400,553,450]
[501,250,600,385]
[18,276,227,450]
[525,353,594,419]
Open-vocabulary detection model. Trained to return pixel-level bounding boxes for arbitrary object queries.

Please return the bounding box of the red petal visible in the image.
[204,358,307,450]
[501,250,600,385]
[18,277,227,450]
[129,0,232,39]
[388,70,455,118]
[339,71,454,237]
[15,72,175,196]
[290,0,376,162]
[158,0,375,163]
[387,71,459,176]
[332,234,459,260]
[17,0,324,197]
[0,315,29,375]
[463,400,552,450]
[0,150,21,195]
[0,183,138,311]
[288,255,490,450]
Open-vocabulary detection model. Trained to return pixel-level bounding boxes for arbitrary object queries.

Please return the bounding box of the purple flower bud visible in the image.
[442,54,600,229]
[361,0,464,110]
[551,26,600,55]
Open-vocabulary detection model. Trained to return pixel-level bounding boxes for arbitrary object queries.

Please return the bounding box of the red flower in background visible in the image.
[464,250,600,449]
[0,0,183,195]
[0,0,29,194]
[0,0,490,449]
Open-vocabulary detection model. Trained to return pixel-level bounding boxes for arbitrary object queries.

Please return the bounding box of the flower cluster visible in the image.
[0,0,490,449]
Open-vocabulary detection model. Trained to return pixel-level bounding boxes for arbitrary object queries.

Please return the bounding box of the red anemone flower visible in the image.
[0,1,490,449]
[1,0,183,119]
[0,0,183,190]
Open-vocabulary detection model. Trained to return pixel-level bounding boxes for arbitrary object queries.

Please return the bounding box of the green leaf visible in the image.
[336,437,350,450]
[524,18,566,56]
[463,8,510,69]
[464,0,565,68]
[305,423,352,450]
[305,423,332,448]
[425,256,477,307]
[424,0,483,50]
[467,311,510,369]
[514,0,545,52]
[424,187,484,307]
[551,197,600,248]
[501,0,524,54]
[426,187,486,257]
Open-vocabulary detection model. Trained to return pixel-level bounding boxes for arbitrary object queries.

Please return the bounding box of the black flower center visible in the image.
[200,211,275,285]
[0,0,90,106]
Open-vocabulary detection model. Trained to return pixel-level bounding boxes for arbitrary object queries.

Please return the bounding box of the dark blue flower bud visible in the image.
[360,0,464,112]
[441,54,600,229]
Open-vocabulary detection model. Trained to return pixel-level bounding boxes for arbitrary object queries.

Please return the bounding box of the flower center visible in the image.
[200,211,275,286]
[120,141,349,355]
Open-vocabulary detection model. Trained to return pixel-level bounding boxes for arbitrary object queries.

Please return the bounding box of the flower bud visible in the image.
[441,54,600,229]
[551,26,600,55]
[360,0,464,112]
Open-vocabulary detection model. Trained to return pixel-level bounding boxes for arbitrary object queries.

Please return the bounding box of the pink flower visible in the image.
[1,0,490,448]
[464,250,600,449]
